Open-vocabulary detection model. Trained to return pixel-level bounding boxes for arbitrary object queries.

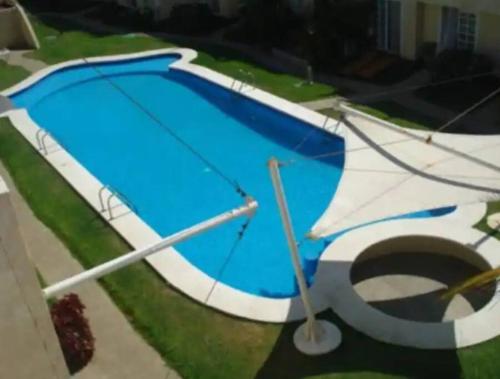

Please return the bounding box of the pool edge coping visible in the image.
[0,48,493,327]
[1,48,334,323]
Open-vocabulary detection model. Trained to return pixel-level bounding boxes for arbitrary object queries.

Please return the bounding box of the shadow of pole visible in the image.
[254,309,463,379]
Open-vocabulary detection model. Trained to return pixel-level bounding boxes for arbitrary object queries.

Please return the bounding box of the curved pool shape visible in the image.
[11,54,455,298]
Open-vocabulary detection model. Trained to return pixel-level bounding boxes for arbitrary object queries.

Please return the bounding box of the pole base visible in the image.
[487,213,500,230]
[293,320,342,356]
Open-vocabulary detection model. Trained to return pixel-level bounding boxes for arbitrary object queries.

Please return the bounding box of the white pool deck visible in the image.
[1,48,499,349]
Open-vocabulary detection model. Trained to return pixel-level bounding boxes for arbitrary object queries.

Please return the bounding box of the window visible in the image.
[377,0,401,53]
[457,12,477,50]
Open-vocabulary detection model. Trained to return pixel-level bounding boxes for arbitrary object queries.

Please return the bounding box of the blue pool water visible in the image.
[12,55,455,298]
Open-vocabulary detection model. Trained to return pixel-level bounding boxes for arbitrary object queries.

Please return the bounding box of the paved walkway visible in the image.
[0,162,180,379]
[0,50,47,73]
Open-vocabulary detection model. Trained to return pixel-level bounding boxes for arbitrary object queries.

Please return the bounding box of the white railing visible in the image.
[42,197,258,298]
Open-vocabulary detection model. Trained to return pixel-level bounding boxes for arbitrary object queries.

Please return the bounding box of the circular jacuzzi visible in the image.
[350,236,495,323]
[315,219,500,349]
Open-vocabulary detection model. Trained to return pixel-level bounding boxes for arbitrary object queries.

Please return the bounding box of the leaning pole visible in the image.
[268,157,341,355]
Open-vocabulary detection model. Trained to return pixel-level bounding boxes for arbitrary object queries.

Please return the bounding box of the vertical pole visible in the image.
[307,65,314,85]
[268,157,320,342]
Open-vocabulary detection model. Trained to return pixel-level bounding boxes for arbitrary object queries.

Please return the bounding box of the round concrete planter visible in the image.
[315,219,500,349]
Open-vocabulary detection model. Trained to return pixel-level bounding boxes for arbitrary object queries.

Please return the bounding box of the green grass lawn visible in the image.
[27,14,335,103]
[476,202,500,237]
[2,10,499,379]
[0,118,280,379]
[1,118,499,379]
[0,61,30,91]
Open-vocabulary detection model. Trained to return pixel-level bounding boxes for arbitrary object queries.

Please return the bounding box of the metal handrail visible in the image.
[231,69,256,93]
[239,69,255,91]
[35,128,50,155]
[98,184,137,220]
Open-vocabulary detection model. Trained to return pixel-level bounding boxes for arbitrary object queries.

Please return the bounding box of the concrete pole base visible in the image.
[293,320,342,356]
[487,213,500,230]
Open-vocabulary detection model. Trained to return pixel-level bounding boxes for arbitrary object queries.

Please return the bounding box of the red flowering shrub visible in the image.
[50,294,95,374]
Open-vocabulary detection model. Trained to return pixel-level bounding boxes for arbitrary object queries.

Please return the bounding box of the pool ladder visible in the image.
[35,128,51,155]
[98,185,137,220]
[321,113,343,135]
[231,69,256,93]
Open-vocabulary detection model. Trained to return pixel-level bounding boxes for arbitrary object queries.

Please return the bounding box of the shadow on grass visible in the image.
[255,250,471,379]
[23,8,274,69]
[256,309,463,379]
[23,7,337,102]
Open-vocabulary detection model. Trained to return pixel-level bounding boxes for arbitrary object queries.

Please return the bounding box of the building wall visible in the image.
[0,8,25,48]
[400,0,419,59]
[418,0,500,16]
[477,12,500,63]
[391,0,500,64]
[421,2,440,43]
[0,4,39,49]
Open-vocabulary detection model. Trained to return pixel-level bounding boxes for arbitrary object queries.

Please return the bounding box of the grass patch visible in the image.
[319,108,343,120]
[28,16,173,64]
[1,115,500,379]
[193,49,335,103]
[0,61,30,91]
[0,118,279,379]
[2,11,499,379]
[26,14,335,103]
[475,202,500,240]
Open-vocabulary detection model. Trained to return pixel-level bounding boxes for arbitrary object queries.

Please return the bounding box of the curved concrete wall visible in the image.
[355,235,492,271]
[0,3,39,50]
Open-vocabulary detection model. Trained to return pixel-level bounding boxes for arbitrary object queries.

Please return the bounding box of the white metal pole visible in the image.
[43,198,258,299]
[268,158,319,342]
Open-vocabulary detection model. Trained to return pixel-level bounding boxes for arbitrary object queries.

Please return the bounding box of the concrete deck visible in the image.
[0,163,180,379]
[2,49,499,348]
[312,106,500,236]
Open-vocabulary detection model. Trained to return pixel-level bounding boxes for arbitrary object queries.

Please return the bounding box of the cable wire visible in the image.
[203,216,253,305]
[81,58,247,198]
[430,85,500,136]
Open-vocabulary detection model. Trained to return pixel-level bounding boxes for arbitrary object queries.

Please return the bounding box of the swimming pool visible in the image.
[9,52,455,299]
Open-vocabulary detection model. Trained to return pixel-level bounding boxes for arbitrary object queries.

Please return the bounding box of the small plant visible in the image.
[50,294,95,375]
